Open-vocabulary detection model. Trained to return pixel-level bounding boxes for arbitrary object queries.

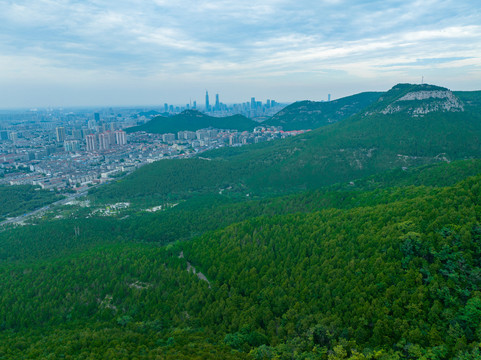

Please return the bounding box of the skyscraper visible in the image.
[328,94,331,102]
[215,94,220,111]
[94,113,100,122]
[205,91,210,111]
[251,97,256,109]
[56,127,66,142]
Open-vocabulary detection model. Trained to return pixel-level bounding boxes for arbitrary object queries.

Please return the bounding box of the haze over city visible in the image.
[1,0,480,108]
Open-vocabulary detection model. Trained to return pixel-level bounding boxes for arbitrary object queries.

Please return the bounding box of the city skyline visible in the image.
[0,91,288,112]
[1,0,480,108]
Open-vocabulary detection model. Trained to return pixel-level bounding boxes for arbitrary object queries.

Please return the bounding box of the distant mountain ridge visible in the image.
[126,109,258,134]
[201,83,481,192]
[263,91,382,130]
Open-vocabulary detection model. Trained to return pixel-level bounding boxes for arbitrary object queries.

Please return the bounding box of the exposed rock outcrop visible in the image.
[381,89,464,115]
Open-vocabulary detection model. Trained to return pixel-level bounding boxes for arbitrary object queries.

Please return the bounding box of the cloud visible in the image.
[0,0,480,106]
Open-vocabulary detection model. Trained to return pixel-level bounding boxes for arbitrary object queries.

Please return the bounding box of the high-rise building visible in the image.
[0,130,8,140]
[86,134,97,152]
[328,94,331,102]
[94,113,100,122]
[215,94,220,111]
[207,129,218,138]
[64,140,80,152]
[251,97,256,109]
[115,130,127,145]
[196,129,209,140]
[178,131,196,140]
[56,127,66,142]
[162,133,176,143]
[164,103,168,113]
[193,101,197,109]
[229,133,240,145]
[9,131,18,142]
[72,129,83,140]
[205,91,210,111]
[98,133,111,151]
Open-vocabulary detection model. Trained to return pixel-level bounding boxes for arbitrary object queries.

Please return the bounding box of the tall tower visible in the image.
[205,91,210,111]
[328,94,331,102]
[215,93,220,111]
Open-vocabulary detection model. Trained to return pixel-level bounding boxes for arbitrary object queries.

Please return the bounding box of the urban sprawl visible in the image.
[0,101,309,192]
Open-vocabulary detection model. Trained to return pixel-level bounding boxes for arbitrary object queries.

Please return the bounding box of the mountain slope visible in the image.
[181,174,481,358]
[263,91,381,130]
[207,84,481,192]
[126,109,258,133]
[3,169,481,358]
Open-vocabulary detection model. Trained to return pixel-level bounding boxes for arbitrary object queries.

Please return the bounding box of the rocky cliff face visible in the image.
[381,89,464,115]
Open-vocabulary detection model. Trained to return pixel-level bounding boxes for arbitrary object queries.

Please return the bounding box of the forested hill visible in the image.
[91,84,481,203]
[204,83,481,190]
[263,91,381,130]
[2,163,481,358]
[182,174,481,359]
[126,109,258,133]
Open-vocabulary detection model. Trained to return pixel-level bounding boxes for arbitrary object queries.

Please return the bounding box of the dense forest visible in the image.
[1,159,481,358]
[0,185,63,221]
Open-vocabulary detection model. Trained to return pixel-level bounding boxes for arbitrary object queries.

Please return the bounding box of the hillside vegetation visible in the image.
[0,185,63,221]
[126,109,258,134]
[264,91,381,130]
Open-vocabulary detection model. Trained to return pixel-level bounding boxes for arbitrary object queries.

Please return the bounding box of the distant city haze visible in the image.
[1,0,480,108]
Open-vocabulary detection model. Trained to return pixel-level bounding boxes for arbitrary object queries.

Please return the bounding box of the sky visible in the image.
[1,0,480,108]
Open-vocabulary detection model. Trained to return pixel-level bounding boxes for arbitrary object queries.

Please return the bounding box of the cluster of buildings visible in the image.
[85,130,127,152]
[0,105,309,192]
[157,126,308,148]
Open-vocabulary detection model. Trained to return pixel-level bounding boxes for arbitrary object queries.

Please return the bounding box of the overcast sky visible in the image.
[1,0,480,108]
